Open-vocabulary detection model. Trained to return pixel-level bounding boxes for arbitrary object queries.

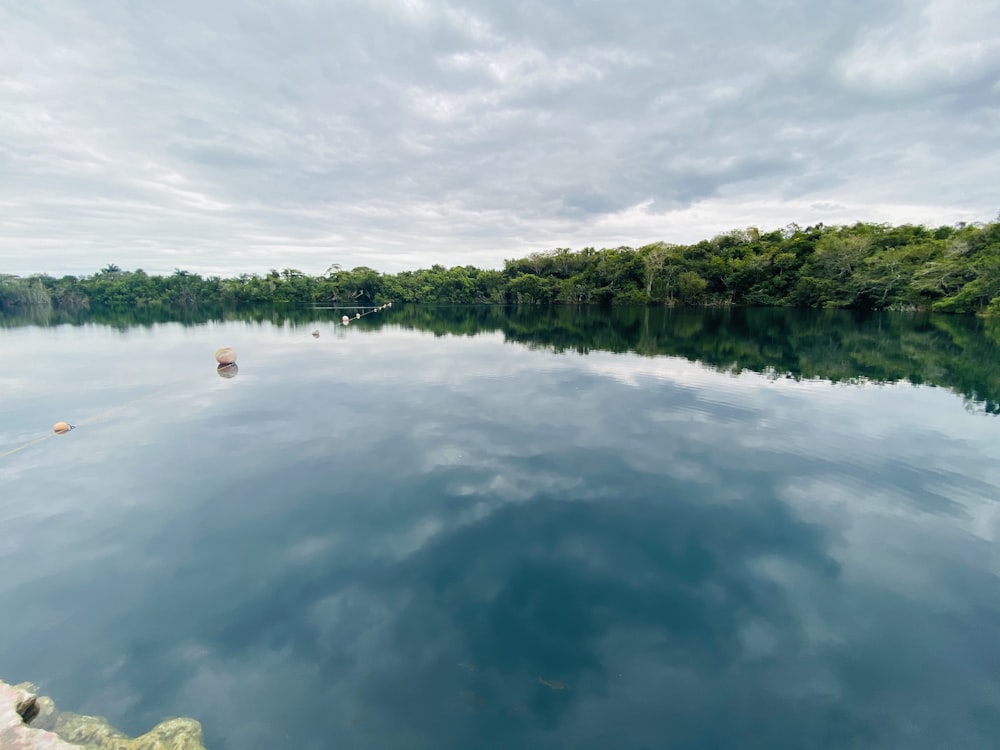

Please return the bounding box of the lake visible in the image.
[2,305,1000,750]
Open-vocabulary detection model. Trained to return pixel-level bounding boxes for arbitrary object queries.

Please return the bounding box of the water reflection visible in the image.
[0,307,998,750]
[3,304,999,411]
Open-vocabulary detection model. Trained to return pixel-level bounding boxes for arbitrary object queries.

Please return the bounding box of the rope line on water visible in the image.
[76,381,185,428]
[0,381,182,461]
[0,301,394,462]
[0,432,58,460]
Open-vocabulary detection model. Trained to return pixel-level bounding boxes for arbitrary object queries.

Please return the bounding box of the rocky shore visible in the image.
[1,679,207,750]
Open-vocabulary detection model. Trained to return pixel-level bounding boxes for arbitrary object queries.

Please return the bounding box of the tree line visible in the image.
[2,220,999,314]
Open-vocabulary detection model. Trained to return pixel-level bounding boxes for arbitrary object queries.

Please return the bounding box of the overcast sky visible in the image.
[1,0,998,277]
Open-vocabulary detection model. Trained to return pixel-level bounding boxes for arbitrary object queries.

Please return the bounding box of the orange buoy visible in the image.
[53,422,73,434]
[215,347,237,365]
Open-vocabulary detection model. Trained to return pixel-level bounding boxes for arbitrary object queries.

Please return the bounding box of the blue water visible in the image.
[1,306,999,749]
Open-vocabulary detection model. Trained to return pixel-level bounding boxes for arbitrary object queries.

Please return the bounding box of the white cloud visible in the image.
[0,0,996,276]
[838,0,1000,94]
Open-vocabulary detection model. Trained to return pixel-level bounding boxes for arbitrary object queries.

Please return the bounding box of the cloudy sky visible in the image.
[1,0,998,277]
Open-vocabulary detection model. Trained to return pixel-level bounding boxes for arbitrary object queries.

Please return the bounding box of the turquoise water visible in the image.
[1,306,999,749]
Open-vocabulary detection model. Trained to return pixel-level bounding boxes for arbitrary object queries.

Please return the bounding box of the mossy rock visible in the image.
[54,713,205,750]
[2,680,206,750]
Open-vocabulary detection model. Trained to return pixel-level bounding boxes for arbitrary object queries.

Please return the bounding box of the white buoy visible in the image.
[215,347,237,365]
[342,315,350,324]
[312,329,320,337]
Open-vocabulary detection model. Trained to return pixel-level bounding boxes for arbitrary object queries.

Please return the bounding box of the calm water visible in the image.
[2,305,1000,750]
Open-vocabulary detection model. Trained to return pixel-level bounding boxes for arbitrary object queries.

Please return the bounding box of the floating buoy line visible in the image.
[339,302,389,325]
[0,301,394,461]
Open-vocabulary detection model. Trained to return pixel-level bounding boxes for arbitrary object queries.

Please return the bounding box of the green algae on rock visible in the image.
[1,680,207,750]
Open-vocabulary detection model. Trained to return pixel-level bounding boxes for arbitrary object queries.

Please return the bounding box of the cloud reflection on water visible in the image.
[0,315,998,749]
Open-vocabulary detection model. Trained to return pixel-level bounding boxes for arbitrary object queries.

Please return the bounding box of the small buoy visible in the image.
[355,313,361,319]
[215,347,237,365]
[53,422,73,434]
[312,329,320,337]
[217,363,239,379]
[341,315,350,324]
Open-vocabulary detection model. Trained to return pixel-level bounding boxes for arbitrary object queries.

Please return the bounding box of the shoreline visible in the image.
[1,679,206,750]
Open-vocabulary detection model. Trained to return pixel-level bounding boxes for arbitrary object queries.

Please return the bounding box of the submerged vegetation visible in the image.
[2,221,999,314]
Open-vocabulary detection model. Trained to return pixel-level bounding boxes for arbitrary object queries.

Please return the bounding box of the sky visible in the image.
[1,0,998,277]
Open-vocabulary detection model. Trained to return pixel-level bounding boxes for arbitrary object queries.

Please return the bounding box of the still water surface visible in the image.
[2,306,1000,750]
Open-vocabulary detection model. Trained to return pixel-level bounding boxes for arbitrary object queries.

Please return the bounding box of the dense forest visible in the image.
[2,220,999,314]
